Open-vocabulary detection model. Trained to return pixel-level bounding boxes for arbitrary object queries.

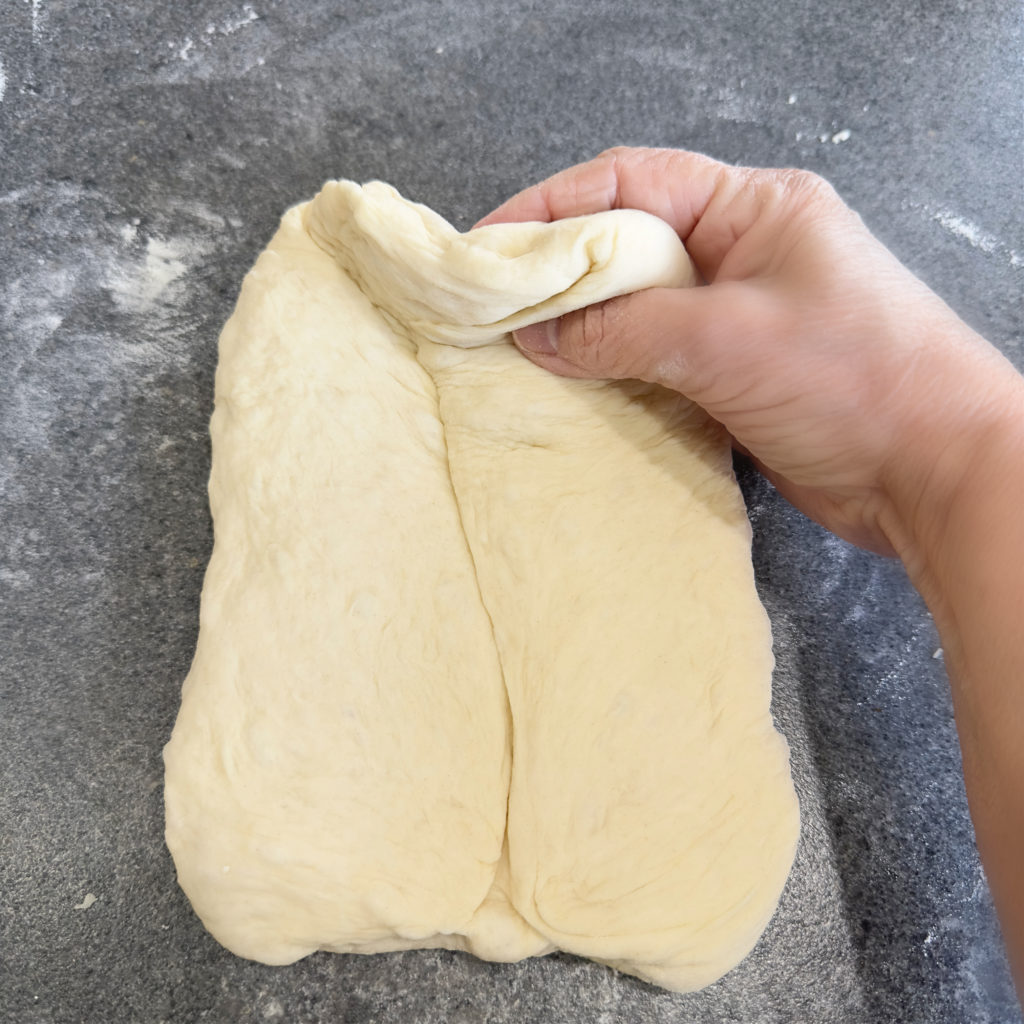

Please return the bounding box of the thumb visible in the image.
[511,283,768,395]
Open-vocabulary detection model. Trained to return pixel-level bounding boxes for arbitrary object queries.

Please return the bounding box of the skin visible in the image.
[477,147,1024,996]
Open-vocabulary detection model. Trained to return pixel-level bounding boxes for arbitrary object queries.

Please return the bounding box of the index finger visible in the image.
[474,147,728,239]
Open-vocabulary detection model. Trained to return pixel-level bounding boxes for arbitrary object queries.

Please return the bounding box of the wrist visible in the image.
[879,337,1024,606]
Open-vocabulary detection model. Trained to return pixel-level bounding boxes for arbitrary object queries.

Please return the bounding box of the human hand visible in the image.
[477,147,1020,558]
[483,147,1024,997]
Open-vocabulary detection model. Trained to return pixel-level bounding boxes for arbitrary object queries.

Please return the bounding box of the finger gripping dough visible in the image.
[163,180,799,992]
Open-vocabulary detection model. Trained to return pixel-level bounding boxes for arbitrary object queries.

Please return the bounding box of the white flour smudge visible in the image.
[710,84,761,124]
[30,0,44,42]
[0,181,88,206]
[217,4,259,36]
[1,184,223,508]
[931,208,1021,267]
[106,237,192,314]
[0,565,31,587]
[2,183,215,393]
[73,893,98,911]
[165,197,233,228]
[0,55,7,103]
[6,266,70,364]
[932,209,999,254]
[214,147,248,170]
[177,4,260,61]
[916,204,1023,268]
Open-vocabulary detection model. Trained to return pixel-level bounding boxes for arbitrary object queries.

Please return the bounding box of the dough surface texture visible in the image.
[164,180,800,992]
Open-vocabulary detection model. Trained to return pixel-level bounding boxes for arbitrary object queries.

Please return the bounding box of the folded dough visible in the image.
[164,181,799,992]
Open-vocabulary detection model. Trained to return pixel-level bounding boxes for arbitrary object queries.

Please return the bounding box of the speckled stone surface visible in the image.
[1,2,1021,1022]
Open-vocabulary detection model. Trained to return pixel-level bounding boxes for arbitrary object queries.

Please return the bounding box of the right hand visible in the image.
[477,147,1022,557]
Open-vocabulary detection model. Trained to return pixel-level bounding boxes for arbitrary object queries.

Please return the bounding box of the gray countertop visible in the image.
[1,2,1021,1021]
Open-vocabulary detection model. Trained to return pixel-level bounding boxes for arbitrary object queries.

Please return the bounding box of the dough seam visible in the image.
[424,366,519,928]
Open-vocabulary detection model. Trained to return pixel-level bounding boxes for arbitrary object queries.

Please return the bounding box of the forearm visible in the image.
[886,356,1024,991]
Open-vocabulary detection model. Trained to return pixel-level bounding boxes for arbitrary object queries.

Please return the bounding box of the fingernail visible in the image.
[513,319,559,356]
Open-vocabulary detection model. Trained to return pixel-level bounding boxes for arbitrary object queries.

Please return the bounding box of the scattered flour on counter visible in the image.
[260,997,285,1022]
[0,566,31,587]
[926,207,1021,267]
[216,4,259,36]
[179,4,259,60]
[710,84,763,124]
[2,184,223,460]
[73,893,98,911]
[931,210,998,253]
[165,197,234,228]
[818,128,852,144]
[0,55,7,103]
[617,47,768,127]
[2,182,215,397]
[162,6,265,80]
[31,0,44,42]
[6,264,73,370]
[106,236,192,314]
[215,147,248,170]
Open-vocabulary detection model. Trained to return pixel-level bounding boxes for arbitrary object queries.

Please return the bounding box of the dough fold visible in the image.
[164,180,799,992]
[304,180,696,346]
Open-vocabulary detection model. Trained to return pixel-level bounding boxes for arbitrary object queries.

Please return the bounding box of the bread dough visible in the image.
[164,181,799,992]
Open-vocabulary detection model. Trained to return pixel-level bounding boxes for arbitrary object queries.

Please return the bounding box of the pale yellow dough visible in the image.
[164,181,800,992]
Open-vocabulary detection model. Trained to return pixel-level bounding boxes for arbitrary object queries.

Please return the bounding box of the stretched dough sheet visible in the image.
[164,181,799,992]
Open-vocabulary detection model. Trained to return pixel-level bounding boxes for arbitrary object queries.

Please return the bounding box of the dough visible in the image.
[164,181,799,992]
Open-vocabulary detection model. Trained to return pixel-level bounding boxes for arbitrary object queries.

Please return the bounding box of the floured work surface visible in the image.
[163,181,800,993]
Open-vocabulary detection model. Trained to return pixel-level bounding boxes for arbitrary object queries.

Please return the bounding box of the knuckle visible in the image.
[565,300,624,376]
[736,167,842,222]
[595,145,634,162]
[580,302,610,361]
[777,167,838,205]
